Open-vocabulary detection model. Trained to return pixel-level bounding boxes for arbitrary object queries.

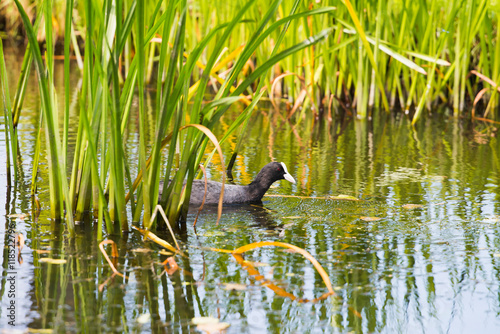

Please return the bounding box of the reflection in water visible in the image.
[188,202,278,229]
[1,48,500,332]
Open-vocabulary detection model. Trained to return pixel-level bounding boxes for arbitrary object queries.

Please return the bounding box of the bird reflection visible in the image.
[187,201,279,230]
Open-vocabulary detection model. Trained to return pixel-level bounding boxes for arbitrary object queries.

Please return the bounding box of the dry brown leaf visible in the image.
[99,240,127,278]
[17,234,25,250]
[473,130,489,144]
[211,240,336,303]
[132,226,178,253]
[162,257,179,275]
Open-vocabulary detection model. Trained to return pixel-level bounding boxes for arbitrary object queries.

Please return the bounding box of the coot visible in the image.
[159,162,295,205]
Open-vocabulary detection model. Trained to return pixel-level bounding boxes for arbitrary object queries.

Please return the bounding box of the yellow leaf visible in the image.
[331,194,359,200]
[133,226,178,253]
[39,258,67,264]
[360,216,382,222]
[242,261,269,267]
[402,204,424,209]
[224,283,247,291]
[131,248,152,253]
[28,329,53,333]
[8,213,28,219]
[203,231,226,237]
[17,233,25,250]
[159,250,173,256]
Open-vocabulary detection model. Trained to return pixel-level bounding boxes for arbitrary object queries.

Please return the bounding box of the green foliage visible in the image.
[2,0,500,235]
[1,0,332,235]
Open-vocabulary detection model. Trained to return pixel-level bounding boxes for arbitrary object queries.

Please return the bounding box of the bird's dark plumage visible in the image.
[159,162,295,205]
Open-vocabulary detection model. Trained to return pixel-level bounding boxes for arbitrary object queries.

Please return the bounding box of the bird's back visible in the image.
[189,180,249,205]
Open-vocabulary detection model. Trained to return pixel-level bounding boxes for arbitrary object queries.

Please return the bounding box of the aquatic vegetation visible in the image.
[1,0,333,234]
[1,0,500,234]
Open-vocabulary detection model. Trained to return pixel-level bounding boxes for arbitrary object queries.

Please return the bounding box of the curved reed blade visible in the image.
[132,225,179,254]
[99,240,127,279]
[233,241,334,294]
[209,241,335,302]
[232,253,334,303]
[182,124,226,225]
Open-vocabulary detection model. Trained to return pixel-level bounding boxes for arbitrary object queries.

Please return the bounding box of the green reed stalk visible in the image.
[63,0,74,164]
[10,10,44,129]
[73,0,96,221]
[342,0,389,114]
[368,0,382,111]
[412,1,460,124]
[30,113,43,195]
[152,4,188,225]
[2,4,45,184]
[0,38,17,183]
[228,0,301,170]
[489,25,500,112]
[12,0,75,232]
[137,0,151,227]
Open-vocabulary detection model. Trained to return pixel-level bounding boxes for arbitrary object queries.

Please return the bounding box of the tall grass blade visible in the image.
[342,0,389,114]
[0,38,17,183]
[12,0,75,232]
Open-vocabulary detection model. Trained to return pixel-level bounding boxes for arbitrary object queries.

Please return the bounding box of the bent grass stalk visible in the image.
[133,225,338,302]
[210,241,335,302]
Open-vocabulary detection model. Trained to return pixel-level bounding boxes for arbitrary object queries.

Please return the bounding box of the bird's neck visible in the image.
[246,177,274,200]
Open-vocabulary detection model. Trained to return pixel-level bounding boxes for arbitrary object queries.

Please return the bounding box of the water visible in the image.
[2,46,500,333]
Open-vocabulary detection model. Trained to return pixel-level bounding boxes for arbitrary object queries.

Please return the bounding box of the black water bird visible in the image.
[159,162,295,205]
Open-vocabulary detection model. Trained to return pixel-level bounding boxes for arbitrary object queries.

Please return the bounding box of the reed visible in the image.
[3,1,500,121]
[0,38,17,184]
[1,0,334,235]
[2,0,500,234]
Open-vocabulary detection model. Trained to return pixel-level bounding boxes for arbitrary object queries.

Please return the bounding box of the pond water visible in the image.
[2,47,500,333]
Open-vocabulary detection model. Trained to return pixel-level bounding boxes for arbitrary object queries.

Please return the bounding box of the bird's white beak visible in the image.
[281,162,296,184]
